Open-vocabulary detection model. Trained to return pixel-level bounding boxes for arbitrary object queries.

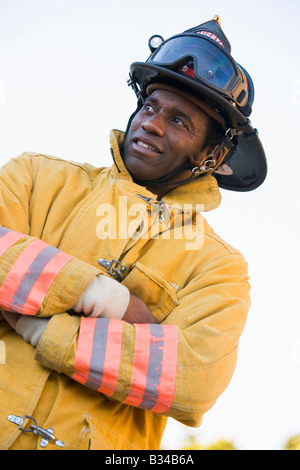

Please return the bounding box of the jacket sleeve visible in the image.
[0,154,100,317]
[35,250,250,426]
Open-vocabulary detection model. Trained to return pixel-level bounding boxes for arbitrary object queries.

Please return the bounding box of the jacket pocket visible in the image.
[80,414,142,450]
[122,262,179,323]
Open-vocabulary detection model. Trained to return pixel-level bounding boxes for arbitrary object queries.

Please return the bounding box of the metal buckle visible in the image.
[98,258,126,281]
[7,414,65,448]
[225,127,244,140]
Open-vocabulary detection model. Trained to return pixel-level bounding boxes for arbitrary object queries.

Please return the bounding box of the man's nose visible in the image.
[142,114,165,136]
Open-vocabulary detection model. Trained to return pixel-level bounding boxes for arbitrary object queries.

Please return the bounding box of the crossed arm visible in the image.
[0,224,249,424]
[1,271,158,338]
[0,232,180,418]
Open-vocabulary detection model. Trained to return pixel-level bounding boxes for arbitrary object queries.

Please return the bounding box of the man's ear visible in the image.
[189,145,228,170]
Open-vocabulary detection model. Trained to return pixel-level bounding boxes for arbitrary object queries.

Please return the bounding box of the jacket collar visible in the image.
[109,129,221,212]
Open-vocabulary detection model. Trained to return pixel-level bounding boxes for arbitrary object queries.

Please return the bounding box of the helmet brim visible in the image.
[214,129,267,191]
[130,62,267,191]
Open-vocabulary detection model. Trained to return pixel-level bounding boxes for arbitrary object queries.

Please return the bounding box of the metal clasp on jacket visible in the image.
[136,194,171,229]
[7,414,65,448]
[98,258,126,281]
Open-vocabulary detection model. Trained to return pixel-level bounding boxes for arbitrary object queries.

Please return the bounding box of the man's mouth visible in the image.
[134,139,161,154]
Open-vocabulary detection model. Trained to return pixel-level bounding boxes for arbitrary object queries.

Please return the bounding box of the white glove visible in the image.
[73,275,130,320]
[1,311,49,347]
[16,316,49,347]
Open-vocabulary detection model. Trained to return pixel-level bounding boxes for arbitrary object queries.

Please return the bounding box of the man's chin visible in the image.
[124,156,157,182]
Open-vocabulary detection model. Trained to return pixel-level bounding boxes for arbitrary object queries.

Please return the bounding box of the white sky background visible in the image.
[0,0,299,450]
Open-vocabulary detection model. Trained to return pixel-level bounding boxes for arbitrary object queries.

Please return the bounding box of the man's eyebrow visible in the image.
[144,95,159,107]
[145,95,195,125]
[171,107,194,124]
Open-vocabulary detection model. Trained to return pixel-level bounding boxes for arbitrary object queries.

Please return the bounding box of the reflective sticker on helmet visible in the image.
[196,30,225,48]
[179,64,194,78]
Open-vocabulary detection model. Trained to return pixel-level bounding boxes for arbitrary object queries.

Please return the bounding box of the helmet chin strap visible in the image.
[132,162,196,187]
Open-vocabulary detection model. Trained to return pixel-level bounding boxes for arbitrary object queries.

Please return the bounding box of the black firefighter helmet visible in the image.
[128,16,267,192]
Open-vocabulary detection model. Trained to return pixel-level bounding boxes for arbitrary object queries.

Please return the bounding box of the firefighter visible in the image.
[0,16,266,449]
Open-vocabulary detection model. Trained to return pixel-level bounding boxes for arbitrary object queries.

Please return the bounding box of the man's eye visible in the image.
[174,117,185,127]
[144,104,154,112]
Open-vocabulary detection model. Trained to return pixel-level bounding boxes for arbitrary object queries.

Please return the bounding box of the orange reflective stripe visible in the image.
[73,321,178,412]
[72,318,124,396]
[97,319,124,396]
[0,239,46,312]
[18,250,74,315]
[72,317,96,385]
[123,324,178,412]
[0,239,73,315]
[123,324,151,408]
[151,325,178,413]
[0,228,26,257]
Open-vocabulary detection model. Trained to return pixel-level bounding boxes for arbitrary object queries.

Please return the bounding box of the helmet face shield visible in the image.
[148,34,248,107]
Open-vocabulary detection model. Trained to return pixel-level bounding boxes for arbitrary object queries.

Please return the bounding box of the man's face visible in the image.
[122,89,212,183]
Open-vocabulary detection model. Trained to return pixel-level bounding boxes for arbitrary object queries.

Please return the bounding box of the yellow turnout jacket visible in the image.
[0,130,250,450]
